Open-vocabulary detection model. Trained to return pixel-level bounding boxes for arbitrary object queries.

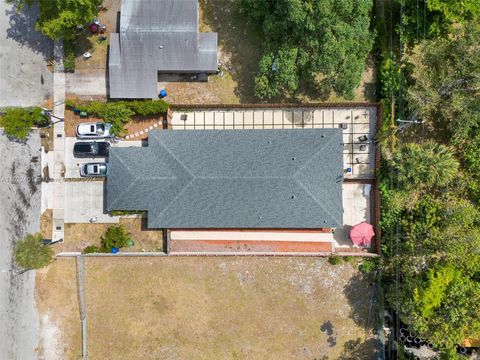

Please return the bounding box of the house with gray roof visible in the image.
[106,129,344,229]
[109,0,218,99]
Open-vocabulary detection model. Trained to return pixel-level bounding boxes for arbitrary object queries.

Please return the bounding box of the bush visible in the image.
[82,245,103,254]
[360,258,379,274]
[68,100,170,136]
[63,39,76,72]
[14,233,54,269]
[125,100,170,116]
[328,255,342,265]
[100,225,132,251]
[0,107,49,140]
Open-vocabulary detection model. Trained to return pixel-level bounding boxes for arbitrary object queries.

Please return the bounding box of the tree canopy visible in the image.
[10,0,101,40]
[14,233,54,269]
[240,0,374,99]
[0,107,49,140]
[406,20,480,142]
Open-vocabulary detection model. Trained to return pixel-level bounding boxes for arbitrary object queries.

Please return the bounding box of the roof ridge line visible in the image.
[150,177,195,226]
[293,131,340,177]
[294,177,338,226]
[156,137,195,179]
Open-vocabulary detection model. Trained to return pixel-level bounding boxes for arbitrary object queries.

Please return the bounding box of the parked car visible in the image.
[73,141,110,158]
[75,122,112,138]
[80,162,109,177]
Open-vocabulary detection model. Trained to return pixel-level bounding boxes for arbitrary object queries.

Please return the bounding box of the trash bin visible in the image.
[80,111,88,118]
[111,247,119,254]
[158,89,167,98]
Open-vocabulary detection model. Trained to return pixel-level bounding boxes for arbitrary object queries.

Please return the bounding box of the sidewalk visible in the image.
[52,40,66,242]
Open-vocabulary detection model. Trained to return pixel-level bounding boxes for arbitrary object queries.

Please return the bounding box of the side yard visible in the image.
[36,257,378,359]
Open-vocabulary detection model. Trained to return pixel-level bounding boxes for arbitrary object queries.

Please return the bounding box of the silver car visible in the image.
[79,162,109,177]
[76,122,112,138]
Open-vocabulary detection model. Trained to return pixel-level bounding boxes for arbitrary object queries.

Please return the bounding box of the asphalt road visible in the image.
[0,130,41,359]
[0,1,53,107]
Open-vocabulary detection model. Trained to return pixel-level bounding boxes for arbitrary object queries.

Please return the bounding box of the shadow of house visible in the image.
[5,3,53,60]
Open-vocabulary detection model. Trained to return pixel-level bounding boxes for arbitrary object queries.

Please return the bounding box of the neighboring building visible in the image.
[109,0,218,99]
[106,129,344,229]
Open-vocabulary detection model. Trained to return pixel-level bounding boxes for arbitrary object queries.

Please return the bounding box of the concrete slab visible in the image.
[64,181,119,223]
[333,183,371,247]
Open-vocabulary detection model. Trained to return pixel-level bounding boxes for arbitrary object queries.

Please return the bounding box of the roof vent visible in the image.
[291,195,295,199]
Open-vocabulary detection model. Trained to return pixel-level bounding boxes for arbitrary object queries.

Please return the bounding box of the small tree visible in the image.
[14,233,54,269]
[0,107,48,140]
[9,0,102,40]
[101,225,132,251]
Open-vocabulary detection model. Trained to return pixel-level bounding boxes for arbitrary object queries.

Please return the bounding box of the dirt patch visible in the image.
[35,259,82,360]
[61,218,163,253]
[40,127,53,153]
[40,209,53,239]
[123,115,164,140]
[81,257,376,359]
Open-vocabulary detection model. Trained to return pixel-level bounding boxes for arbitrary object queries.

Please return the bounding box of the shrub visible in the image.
[342,256,357,264]
[0,107,49,140]
[14,233,54,269]
[125,100,170,116]
[63,39,76,72]
[328,255,342,265]
[360,258,379,274]
[82,245,103,254]
[100,225,132,251]
[68,100,170,136]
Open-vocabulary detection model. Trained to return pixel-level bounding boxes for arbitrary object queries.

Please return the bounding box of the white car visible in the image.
[79,162,109,177]
[76,122,112,138]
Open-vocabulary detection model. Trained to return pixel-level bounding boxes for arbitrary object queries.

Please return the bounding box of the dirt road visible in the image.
[0,130,41,359]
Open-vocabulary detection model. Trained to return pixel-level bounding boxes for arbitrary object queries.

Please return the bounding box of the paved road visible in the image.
[0,1,53,107]
[0,130,41,360]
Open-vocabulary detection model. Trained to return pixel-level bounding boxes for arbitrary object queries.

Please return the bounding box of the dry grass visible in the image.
[82,257,376,359]
[40,209,53,239]
[61,218,164,253]
[35,259,82,360]
[40,127,54,153]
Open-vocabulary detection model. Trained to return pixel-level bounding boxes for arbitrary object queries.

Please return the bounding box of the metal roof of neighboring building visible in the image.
[109,0,218,99]
[106,129,344,229]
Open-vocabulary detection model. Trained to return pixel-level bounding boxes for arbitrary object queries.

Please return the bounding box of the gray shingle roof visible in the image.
[109,0,218,99]
[106,129,344,229]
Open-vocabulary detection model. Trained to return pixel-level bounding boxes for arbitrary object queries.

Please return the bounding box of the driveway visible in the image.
[64,181,119,223]
[0,130,41,359]
[0,1,53,107]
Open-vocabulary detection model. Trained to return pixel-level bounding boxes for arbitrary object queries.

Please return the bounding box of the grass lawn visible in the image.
[59,218,164,253]
[36,259,82,360]
[81,257,377,359]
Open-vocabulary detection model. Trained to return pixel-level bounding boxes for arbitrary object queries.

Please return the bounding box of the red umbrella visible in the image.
[350,222,375,247]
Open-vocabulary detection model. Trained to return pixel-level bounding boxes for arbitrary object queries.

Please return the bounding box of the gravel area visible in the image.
[0,130,41,359]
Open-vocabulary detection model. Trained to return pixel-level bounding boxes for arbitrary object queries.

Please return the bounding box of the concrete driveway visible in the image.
[64,181,119,223]
[64,137,107,179]
[0,1,53,107]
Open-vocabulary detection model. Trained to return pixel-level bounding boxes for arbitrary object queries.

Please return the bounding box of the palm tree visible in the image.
[393,141,459,190]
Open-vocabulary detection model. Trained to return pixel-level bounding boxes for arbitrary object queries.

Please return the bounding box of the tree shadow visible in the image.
[337,337,378,360]
[343,271,376,329]
[5,2,53,60]
[199,0,262,103]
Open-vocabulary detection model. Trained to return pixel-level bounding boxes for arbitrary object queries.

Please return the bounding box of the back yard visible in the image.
[36,257,378,359]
